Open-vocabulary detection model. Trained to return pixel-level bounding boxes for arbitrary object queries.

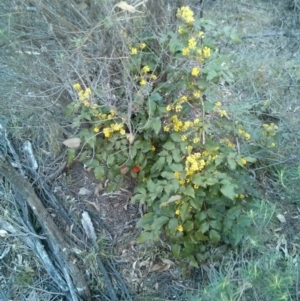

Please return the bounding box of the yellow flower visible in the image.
[103,127,112,138]
[238,128,245,135]
[151,74,157,80]
[179,180,185,185]
[182,47,190,56]
[191,67,201,77]
[215,101,222,107]
[188,37,197,50]
[178,26,184,34]
[142,65,150,73]
[120,129,125,135]
[110,109,116,116]
[93,127,100,133]
[73,83,81,91]
[101,114,107,119]
[181,135,187,141]
[180,95,188,103]
[193,90,201,98]
[174,172,181,179]
[140,79,147,86]
[164,125,170,132]
[151,145,155,151]
[193,118,200,124]
[203,46,211,58]
[241,158,247,165]
[198,31,205,38]
[244,133,251,140]
[217,109,228,118]
[176,6,195,25]
[175,209,180,215]
[175,105,182,112]
[111,123,122,131]
[131,47,138,55]
[177,224,184,232]
[139,43,146,50]
[194,184,199,189]
[186,145,193,153]
[166,105,172,111]
[270,142,276,147]
[193,137,200,143]
[239,194,245,199]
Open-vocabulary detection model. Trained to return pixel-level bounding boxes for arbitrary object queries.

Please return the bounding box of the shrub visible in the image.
[67,6,277,266]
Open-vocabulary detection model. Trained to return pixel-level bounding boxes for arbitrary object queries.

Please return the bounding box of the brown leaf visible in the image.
[94,183,103,196]
[149,263,165,272]
[62,137,81,148]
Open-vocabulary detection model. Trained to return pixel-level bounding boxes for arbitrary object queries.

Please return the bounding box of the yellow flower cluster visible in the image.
[203,46,211,58]
[221,138,235,149]
[185,152,206,176]
[191,67,201,77]
[176,6,195,25]
[238,128,251,140]
[213,102,228,118]
[130,47,138,55]
[262,123,278,137]
[170,115,194,132]
[188,37,197,50]
[103,122,126,138]
[177,224,184,232]
[73,83,93,107]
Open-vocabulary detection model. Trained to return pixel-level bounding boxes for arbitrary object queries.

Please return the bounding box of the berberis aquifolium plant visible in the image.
[67,6,278,266]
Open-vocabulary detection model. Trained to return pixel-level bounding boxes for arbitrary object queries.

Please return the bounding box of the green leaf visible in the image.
[236,215,252,227]
[94,166,105,181]
[107,155,115,166]
[207,208,218,219]
[151,216,169,231]
[232,224,243,245]
[169,164,183,172]
[171,244,181,257]
[192,174,207,187]
[172,148,181,162]
[209,220,222,230]
[150,91,162,102]
[147,179,156,193]
[137,231,153,243]
[184,220,194,232]
[220,184,235,200]
[209,229,221,243]
[168,218,178,234]
[199,222,209,233]
[243,156,257,163]
[152,118,161,134]
[227,158,236,170]
[182,185,195,198]
[188,256,199,268]
[163,141,175,150]
[195,230,209,241]
[180,203,190,222]
[170,133,182,142]
[227,206,241,220]
[136,213,155,229]
[158,150,168,156]
[161,171,174,180]
[67,149,76,165]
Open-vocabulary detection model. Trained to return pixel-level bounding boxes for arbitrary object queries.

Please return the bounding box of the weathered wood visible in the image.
[0,158,91,300]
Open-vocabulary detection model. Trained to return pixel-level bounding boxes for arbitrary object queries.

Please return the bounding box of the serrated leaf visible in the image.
[227,158,236,170]
[160,195,181,207]
[168,218,178,233]
[195,230,208,241]
[209,229,221,243]
[232,224,243,245]
[220,184,235,200]
[163,141,175,150]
